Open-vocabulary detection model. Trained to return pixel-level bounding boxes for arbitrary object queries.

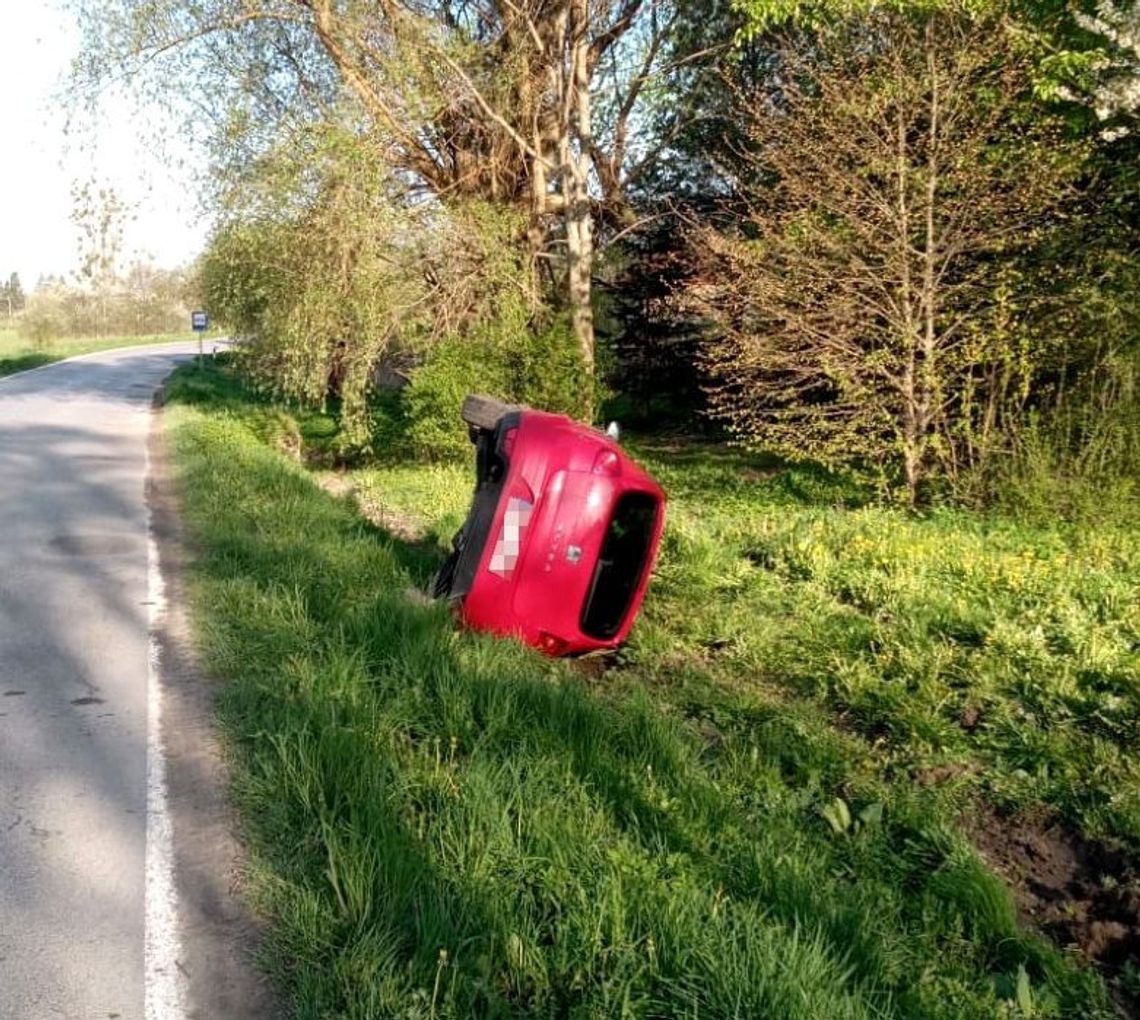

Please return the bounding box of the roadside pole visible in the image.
[191,310,209,367]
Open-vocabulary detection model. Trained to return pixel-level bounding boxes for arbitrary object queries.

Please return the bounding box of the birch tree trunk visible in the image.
[564,0,596,378]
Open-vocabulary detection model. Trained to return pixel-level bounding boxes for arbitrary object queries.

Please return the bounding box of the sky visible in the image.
[0,2,204,290]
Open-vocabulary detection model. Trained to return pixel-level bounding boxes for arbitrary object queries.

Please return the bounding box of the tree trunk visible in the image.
[903,442,920,509]
[565,0,595,386]
[565,189,595,380]
[917,22,940,490]
[895,60,919,509]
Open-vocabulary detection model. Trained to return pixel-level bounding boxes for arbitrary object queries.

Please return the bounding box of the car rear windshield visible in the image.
[580,491,659,640]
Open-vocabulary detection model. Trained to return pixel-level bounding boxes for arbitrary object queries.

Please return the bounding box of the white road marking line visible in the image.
[145,436,186,1018]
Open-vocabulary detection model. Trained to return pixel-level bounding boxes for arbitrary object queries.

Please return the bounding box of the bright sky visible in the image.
[0,2,204,290]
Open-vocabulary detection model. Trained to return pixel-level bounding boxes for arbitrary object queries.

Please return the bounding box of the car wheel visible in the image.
[461,394,518,431]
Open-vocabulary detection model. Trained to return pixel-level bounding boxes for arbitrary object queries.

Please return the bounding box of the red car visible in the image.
[434,395,666,656]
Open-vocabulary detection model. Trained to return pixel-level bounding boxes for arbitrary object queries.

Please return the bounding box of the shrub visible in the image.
[19,300,65,349]
[964,348,1140,524]
[514,314,595,420]
[402,328,516,460]
[402,315,590,460]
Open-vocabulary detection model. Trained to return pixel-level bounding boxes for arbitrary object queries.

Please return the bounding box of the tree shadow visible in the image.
[0,352,56,378]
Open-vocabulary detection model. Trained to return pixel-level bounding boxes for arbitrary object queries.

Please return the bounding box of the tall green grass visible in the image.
[964,350,1140,527]
[355,436,1140,847]
[165,361,1122,1018]
[630,444,1140,849]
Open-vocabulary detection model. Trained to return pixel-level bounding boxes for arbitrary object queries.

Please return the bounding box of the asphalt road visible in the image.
[0,343,202,1020]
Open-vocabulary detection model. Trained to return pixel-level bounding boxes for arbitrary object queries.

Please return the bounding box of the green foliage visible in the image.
[970,349,1140,525]
[402,315,591,460]
[197,219,287,340]
[199,125,558,449]
[732,0,1105,53]
[514,313,595,420]
[686,4,1114,505]
[402,329,516,461]
[958,146,1140,519]
[822,796,885,835]
[71,179,129,289]
[730,0,997,38]
[16,267,191,345]
[201,130,432,440]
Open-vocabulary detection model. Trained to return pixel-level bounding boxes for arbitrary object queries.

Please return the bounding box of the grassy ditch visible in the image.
[164,359,1138,1018]
[0,323,204,378]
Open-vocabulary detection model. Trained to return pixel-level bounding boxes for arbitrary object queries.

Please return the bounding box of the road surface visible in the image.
[0,342,203,1019]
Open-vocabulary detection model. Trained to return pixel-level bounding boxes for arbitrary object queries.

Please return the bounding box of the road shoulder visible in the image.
[147,388,279,1019]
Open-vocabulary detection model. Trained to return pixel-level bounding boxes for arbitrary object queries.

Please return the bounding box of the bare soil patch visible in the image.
[314,471,354,499]
[967,805,1140,1014]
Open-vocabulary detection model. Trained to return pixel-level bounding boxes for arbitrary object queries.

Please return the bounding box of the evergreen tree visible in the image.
[2,272,24,317]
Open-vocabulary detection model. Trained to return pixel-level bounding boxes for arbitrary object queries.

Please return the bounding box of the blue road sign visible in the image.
[191,311,209,332]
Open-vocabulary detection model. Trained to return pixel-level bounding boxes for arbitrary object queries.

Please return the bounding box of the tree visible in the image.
[2,273,25,317]
[1066,0,1140,138]
[682,6,1082,505]
[70,0,683,391]
[199,130,561,435]
[70,179,133,338]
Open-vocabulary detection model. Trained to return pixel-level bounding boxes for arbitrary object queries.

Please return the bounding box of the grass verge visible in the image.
[165,359,1136,1018]
[0,324,207,378]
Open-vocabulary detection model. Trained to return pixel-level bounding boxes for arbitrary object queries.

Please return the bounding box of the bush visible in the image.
[402,329,514,460]
[965,349,1140,525]
[19,301,65,349]
[514,314,595,419]
[402,315,590,460]
[17,272,189,344]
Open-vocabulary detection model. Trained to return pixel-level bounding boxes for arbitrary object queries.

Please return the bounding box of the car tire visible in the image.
[432,548,461,599]
[461,394,518,431]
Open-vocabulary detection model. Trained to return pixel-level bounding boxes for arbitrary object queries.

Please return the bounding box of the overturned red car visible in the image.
[433,395,666,656]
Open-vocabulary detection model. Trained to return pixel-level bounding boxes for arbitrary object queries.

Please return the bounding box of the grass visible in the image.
[163,359,1138,1019]
[0,320,203,378]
